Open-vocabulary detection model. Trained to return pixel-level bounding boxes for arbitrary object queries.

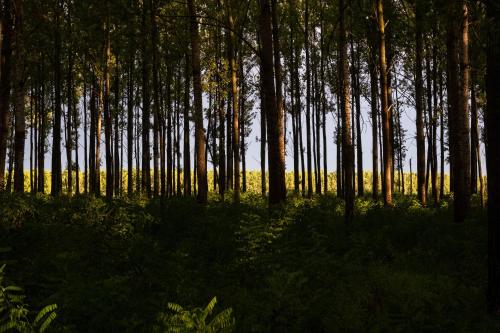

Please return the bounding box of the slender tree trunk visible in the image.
[431,30,439,204]
[113,75,120,195]
[354,42,363,196]
[305,0,313,198]
[74,75,80,195]
[51,3,63,195]
[259,46,267,197]
[415,0,426,206]
[166,66,173,196]
[339,0,354,222]
[0,0,13,191]
[103,19,113,199]
[228,6,240,202]
[470,73,478,194]
[127,59,134,196]
[271,0,286,200]
[368,26,379,200]
[187,0,207,203]
[151,0,160,197]
[486,0,500,316]
[37,61,46,193]
[13,0,25,193]
[377,0,393,206]
[141,0,151,197]
[183,55,191,195]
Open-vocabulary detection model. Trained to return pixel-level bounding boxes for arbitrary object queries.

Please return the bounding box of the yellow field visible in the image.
[11,170,480,197]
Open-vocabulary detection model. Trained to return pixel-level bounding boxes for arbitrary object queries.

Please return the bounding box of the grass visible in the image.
[0,191,497,332]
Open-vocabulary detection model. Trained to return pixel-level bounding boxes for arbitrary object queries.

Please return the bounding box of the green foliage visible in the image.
[0,192,496,332]
[155,297,234,333]
[0,265,57,333]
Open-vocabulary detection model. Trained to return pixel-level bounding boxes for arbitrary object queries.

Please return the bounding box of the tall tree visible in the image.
[51,1,63,196]
[187,0,208,204]
[0,0,13,191]
[415,0,426,206]
[376,0,393,206]
[486,0,500,316]
[12,0,25,193]
[258,0,286,204]
[339,0,354,222]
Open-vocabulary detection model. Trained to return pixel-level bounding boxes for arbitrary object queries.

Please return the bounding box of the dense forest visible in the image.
[1,0,500,331]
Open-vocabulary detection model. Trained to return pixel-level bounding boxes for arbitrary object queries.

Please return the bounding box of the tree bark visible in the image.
[377,0,393,206]
[12,0,25,193]
[486,0,500,316]
[0,0,13,191]
[415,0,426,206]
[259,0,286,204]
[187,0,207,204]
[339,0,354,222]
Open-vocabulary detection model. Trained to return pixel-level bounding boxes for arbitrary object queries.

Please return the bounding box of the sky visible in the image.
[20,72,486,176]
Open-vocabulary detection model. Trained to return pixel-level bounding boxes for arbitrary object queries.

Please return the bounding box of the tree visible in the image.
[258,0,286,204]
[12,0,26,193]
[415,0,426,206]
[0,0,14,191]
[486,0,500,316]
[447,0,470,223]
[339,0,354,222]
[376,0,393,206]
[187,0,208,204]
[51,1,63,196]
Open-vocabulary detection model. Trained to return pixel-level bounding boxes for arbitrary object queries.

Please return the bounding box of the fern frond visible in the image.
[202,297,217,321]
[34,304,57,326]
[38,311,57,333]
[167,302,184,313]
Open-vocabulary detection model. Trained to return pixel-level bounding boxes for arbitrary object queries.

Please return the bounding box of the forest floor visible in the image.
[0,192,498,332]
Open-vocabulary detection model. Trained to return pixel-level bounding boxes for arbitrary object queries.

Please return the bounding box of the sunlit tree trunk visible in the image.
[339,0,354,222]
[377,0,393,206]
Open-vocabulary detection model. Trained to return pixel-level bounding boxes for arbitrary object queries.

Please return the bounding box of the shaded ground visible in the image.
[0,192,497,332]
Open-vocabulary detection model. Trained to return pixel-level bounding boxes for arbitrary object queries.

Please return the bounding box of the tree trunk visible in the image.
[141,0,151,197]
[66,52,73,195]
[187,0,207,204]
[103,20,113,199]
[368,25,379,200]
[259,0,285,204]
[228,6,240,203]
[0,0,13,191]
[51,3,63,195]
[305,0,313,198]
[470,73,478,194]
[486,0,500,316]
[183,54,191,196]
[339,0,354,222]
[12,0,25,193]
[415,0,426,206]
[377,0,393,206]
[448,0,470,223]
[271,0,286,200]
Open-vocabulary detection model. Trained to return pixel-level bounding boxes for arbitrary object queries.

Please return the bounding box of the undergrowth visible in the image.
[0,192,496,332]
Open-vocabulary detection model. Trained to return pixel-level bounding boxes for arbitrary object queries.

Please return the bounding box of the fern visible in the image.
[156,297,235,333]
[0,265,57,333]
